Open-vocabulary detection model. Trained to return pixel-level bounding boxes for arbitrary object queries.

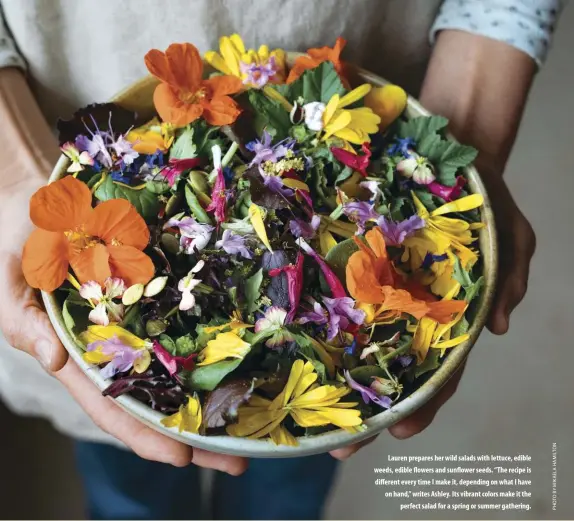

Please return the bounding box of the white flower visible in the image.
[79,278,126,326]
[178,260,205,311]
[164,216,214,254]
[396,154,436,185]
[303,102,327,132]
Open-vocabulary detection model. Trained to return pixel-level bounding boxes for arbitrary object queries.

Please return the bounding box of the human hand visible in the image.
[0,178,247,474]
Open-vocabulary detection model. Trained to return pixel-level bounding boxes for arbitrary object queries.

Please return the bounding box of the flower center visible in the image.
[64,228,100,251]
[179,88,206,104]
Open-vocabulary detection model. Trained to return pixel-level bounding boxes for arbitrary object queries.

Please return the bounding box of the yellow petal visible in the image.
[79,325,148,349]
[276,359,305,408]
[203,319,253,334]
[269,425,298,446]
[227,409,286,438]
[83,347,113,365]
[323,110,352,140]
[334,127,367,145]
[179,394,202,434]
[248,204,273,252]
[290,385,349,408]
[204,50,232,75]
[431,194,484,216]
[161,411,182,429]
[411,192,431,219]
[319,230,338,256]
[219,36,242,77]
[338,84,372,108]
[198,331,251,366]
[282,178,310,191]
[365,84,407,130]
[348,107,381,134]
[133,349,151,373]
[412,317,437,365]
[322,95,340,126]
[257,44,270,62]
[302,334,336,378]
[229,33,246,55]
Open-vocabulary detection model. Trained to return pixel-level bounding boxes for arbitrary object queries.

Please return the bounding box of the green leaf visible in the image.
[434,142,478,186]
[244,268,264,313]
[145,179,170,195]
[412,190,439,212]
[175,335,197,356]
[302,61,347,103]
[398,115,449,142]
[416,132,445,158]
[452,256,473,288]
[248,89,291,140]
[325,238,360,289]
[158,334,177,355]
[184,185,212,224]
[195,320,227,349]
[414,350,442,378]
[62,297,91,347]
[169,126,197,160]
[349,365,386,386]
[95,176,159,220]
[182,358,243,391]
[464,276,485,303]
[390,196,410,221]
[334,165,353,184]
[119,303,146,337]
[451,315,470,338]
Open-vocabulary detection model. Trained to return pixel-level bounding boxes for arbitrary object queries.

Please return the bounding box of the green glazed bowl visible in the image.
[41,54,497,457]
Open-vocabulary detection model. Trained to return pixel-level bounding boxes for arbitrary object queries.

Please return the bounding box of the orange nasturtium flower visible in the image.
[22,176,154,292]
[346,228,465,325]
[144,42,243,127]
[287,37,348,85]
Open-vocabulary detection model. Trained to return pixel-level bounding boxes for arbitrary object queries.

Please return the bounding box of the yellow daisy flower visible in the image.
[161,393,202,434]
[205,34,286,88]
[227,359,362,446]
[321,84,381,147]
[197,331,251,366]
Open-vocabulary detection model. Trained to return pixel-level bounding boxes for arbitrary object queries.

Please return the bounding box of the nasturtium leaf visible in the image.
[182,358,243,391]
[203,379,254,428]
[95,175,159,220]
[324,238,360,290]
[244,268,264,313]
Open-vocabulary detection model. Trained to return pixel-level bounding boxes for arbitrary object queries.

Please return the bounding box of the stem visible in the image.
[164,305,179,320]
[379,341,412,365]
[222,142,239,167]
[196,282,214,294]
[328,204,344,220]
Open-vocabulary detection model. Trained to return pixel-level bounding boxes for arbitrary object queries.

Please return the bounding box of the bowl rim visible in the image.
[41,59,497,458]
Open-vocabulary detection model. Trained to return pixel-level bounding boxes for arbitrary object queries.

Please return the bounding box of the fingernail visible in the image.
[36,340,53,370]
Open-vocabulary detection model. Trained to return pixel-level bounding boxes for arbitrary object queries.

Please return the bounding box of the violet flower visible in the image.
[289,215,321,239]
[160,157,201,187]
[240,56,279,88]
[262,173,294,198]
[343,201,379,235]
[377,215,425,246]
[76,133,113,168]
[344,370,392,409]
[297,298,328,326]
[246,130,295,168]
[215,230,252,259]
[427,176,466,202]
[110,135,139,166]
[164,217,214,254]
[359,180,384,204]
[296,238,347,299]
[152,340,196,376]
[387,137,416,158]
[87,336,146,380]
[322,297,366,341]
[268,252,304,322]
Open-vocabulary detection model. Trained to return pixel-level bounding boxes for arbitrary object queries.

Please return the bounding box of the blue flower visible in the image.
[388,137,416,157]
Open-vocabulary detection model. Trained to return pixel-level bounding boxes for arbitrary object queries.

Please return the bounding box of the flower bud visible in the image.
[412,163,436,185]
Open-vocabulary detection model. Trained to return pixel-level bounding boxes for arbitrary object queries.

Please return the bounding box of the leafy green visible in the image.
[451,316,470,338]
[244,268,264,313]
[349,365,386,385]
[464,276,485,303]
[95,176,159,220]
[119,303,146,338]
[185,185,212,224]
[182,359,243,391]
[397,115,448,142]
[277,62,346,104]
[412,190,439,212]
[325,238,359,289]
[195,319,227,349]
[175,335,197,356]
[414,350,442,378]
[158,334,177,355]
[146,179,170,195]
[169,126,197,160]
[452,257,485,303]
[62,296,90,347]
[248,89,291,140]
[430,142,478,186]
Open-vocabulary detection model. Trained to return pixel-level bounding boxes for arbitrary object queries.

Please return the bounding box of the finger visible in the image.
[56,360,247,473]
[191,447,248,476]
[389,362,465,440]
[0,254,68,371]
[330,434,378,461]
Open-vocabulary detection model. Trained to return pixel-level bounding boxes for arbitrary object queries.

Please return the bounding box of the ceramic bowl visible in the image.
[42,54,497,457]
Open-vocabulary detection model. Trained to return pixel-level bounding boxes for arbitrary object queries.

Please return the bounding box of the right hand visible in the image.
[0,177,247,474]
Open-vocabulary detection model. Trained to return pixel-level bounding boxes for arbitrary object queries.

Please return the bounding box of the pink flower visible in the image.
[160,157,201,187]
[79,278,126,326]
[268,252,304,322]
[331,142,372,177]
[428,176,466,202]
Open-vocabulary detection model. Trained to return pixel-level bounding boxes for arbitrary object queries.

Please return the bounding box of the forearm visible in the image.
[0,68,58,188]
[420,30,536,177]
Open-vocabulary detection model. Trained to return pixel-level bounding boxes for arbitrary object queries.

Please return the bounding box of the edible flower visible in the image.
[85,335,152,379]
[397,153,436,185]
[377,215,426,246]
[164,216,214,253]
[298,298,329,327]
[178,260,205,311]
[268,252,304,322]
[205,34,286,88]
[247,130,296,170]
[22,176,154,291]
[387,137,416,158]
[198,331,251,366]
[79,277,126,326]
[364,84,408,130]
[287,37,348,86]
[161,394,203,434]
[152,339,196,375]
[248,204,273,252]
[296,238,347,298]
[344,370,392,409]
[254,307,295,348]
[428,176,466,202]
[160,157,201,187]
[206,145,227,223]
[145,42,243,126]
[402,192,484,270]
[289,215,321,239]
[126,117,175,154]
[322,85,381,147]
[215,229,252,259]
[331,142,372,177]
[61,142,94,173]
[322,296,366,341]
[227,359,362,446]
[342,201,379,234]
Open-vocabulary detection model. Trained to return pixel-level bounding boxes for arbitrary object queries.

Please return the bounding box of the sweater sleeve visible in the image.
[0,4,26,70]
[430,0,567,67]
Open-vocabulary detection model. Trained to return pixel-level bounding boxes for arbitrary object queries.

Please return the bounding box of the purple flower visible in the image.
[297,298,328,326]
[87,336,146,379]
[110,135,139,166]
[344,370,392,409]
[246,130,295,168]
[343,201,379,234]
[164,217,214,253]
[322,297,366,341]
[77,132,113,168]
[240,56,279,88]
[262,174,294,198]
[215,230,252,259]
[289,215,321,239]
[397,355,413,368]
[376,215,426,246]
[359,180,384,204]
